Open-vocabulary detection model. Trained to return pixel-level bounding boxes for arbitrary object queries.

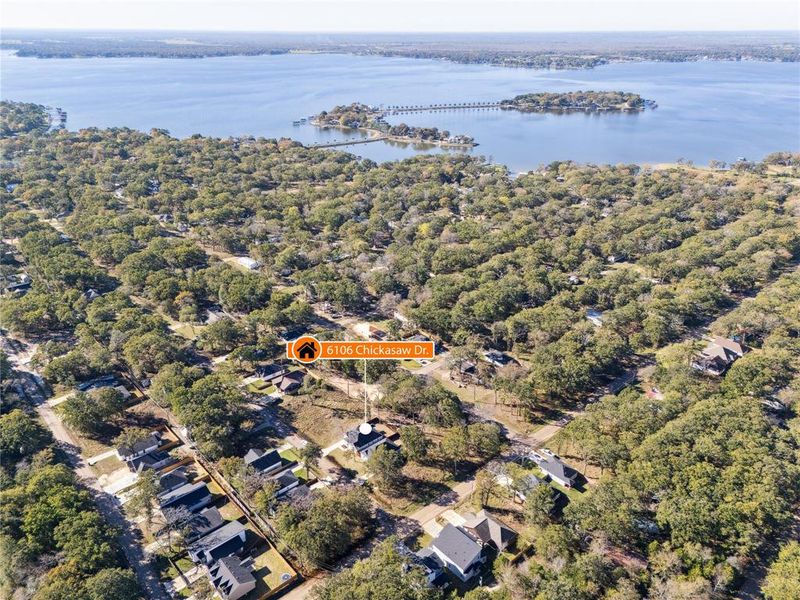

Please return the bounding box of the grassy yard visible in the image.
[400,359,422,369]
[251,543,298,594]
[279,390,362,447]
[246,379,277,394]
[91,454,124,476]
[171,322,206,340]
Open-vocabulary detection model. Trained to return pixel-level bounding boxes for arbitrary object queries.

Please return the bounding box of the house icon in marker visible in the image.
[296,341,318,360]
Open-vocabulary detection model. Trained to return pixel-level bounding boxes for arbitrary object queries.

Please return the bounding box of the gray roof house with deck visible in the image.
[691,336,744,375]
[208,555,256,600]
[188,520,248,565]
[428,524,486,582]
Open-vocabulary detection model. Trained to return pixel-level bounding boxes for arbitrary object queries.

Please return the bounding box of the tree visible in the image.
[126,469,159,529]
[399,425,429,463]
[524,484,556,526]
[83,568,141,600]
[366,445,406,494]
[473,470,497,509]
[467,422,505,459]
[441,426,469,476]
[60,389,125,435]
[252,480,280,516]
[0,409,52,465]
[53,510,120,572]
[763,541,800,600]
[298,442,322,478]
[312,537,441,600]
[112,427,151,454]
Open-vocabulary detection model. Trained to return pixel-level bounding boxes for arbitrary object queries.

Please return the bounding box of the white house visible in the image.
[207,556,256,600]
[343,422,387,461]
[427,524,486,582]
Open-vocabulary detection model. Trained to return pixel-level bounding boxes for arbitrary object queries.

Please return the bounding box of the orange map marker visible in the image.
[287,335,435,364]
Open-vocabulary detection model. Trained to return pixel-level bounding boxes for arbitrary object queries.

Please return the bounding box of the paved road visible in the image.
[36,402,170,600]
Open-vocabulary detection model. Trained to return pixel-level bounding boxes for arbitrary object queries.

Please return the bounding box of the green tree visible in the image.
[524,484,556,526]
[298,442,322,478]
[441,426,469,476]
[366,445,406,494]
[83,568,141,600]
[126,469,159,529]
[763,541,800,600]
[399,425,429,463]
[312,537,441,600]
[0,409,52,465]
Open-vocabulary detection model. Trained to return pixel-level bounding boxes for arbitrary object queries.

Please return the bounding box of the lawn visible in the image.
[246,379,277,394]
[279,390,362,447]
[400,359,422,369]
[251,543,298,594]
[172,322,206,340]
[91,454,124,476]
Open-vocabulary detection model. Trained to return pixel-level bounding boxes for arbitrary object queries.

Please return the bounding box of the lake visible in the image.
[2,51,798,171]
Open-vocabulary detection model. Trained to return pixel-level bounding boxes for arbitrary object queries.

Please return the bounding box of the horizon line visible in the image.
[3,27,799,34]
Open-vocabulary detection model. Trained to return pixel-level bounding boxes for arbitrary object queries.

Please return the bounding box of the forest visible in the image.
[1,100,798,600]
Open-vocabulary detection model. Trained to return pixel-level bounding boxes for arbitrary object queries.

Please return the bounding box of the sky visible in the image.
[3,0,799,32]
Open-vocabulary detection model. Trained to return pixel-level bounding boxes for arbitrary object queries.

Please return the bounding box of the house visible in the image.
[482,350,512,367]
[116,431,162,461]
[158,468,188,494]
[255,363,289,383]
[530,449,578,488]
[188,520,248,565]
[586,309,604,327]
[413,548,448,586]
[427,524,486,582]
[343,422,387,460]
[353,322,387,340]
[274,471,301,497]
[83,288,101,301]
[567,273,581,285]
[244,448,286,476]
[691,336,744,375]
[278,370,306,393]
[207,556,256,600]
[235,256,261,270]
[76,374,118,392]
[128,450,176,473]
[159,481,213,514]
[185,507,225,543]
[512,473,550,503]
[462,510,518,553]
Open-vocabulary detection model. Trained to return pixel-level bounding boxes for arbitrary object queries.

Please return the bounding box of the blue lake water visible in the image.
[2,51,798,170]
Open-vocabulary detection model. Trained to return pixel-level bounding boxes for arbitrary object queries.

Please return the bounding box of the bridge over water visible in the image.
[387,102,505,113]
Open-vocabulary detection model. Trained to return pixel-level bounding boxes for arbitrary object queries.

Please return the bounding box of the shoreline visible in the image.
[309,120,478,149]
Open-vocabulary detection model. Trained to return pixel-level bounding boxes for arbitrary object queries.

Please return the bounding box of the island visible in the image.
[500,90,654,112]
[312,102,476,148]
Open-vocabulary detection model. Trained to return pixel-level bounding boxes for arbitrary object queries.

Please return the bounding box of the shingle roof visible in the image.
[117,432,161,458]
[159,481,210,510]
[534,453,577,483]
[189,520,246,559]
[244,448,282,472]
[344,426,386,451]
[430,524,483,572]
[463,510,517,551]
[186,507,224,542]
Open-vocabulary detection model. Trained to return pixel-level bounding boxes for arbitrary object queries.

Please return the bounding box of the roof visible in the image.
[279,371,305,391]
[211,556,256,590]
[256,364,288,380]
[186,507,225,541]
[275,471,299,492]
[517,473,546,493]
[430,524,483,572]
[244,448,282,472]
[159,469,188,493]
[414,547,444,573]
[130,450,174,472]
[463,510,517,551]
[533,452,577,483]
[160,481,210,509]
[712,336,743,356]
[190,520,247,558]
[118,433,161,458]
[344,425,386,451]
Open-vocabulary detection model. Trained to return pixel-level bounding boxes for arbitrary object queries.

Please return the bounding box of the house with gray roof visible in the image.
[427,524,486,582]
[159,481,213,514]
[116,431,162,462]
[530,449,578,488]
[188,520,248,565]
[243,448,285,476]
[462,510,518,553]
[691,336,744,376]
[208,555,256,600]
[343,422,387,460]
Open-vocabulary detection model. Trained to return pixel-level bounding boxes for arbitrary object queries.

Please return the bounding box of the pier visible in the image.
[305,136,388,149]
[387,102,504,114]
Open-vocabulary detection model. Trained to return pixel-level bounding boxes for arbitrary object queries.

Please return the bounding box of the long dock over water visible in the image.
[387,102,504,113]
